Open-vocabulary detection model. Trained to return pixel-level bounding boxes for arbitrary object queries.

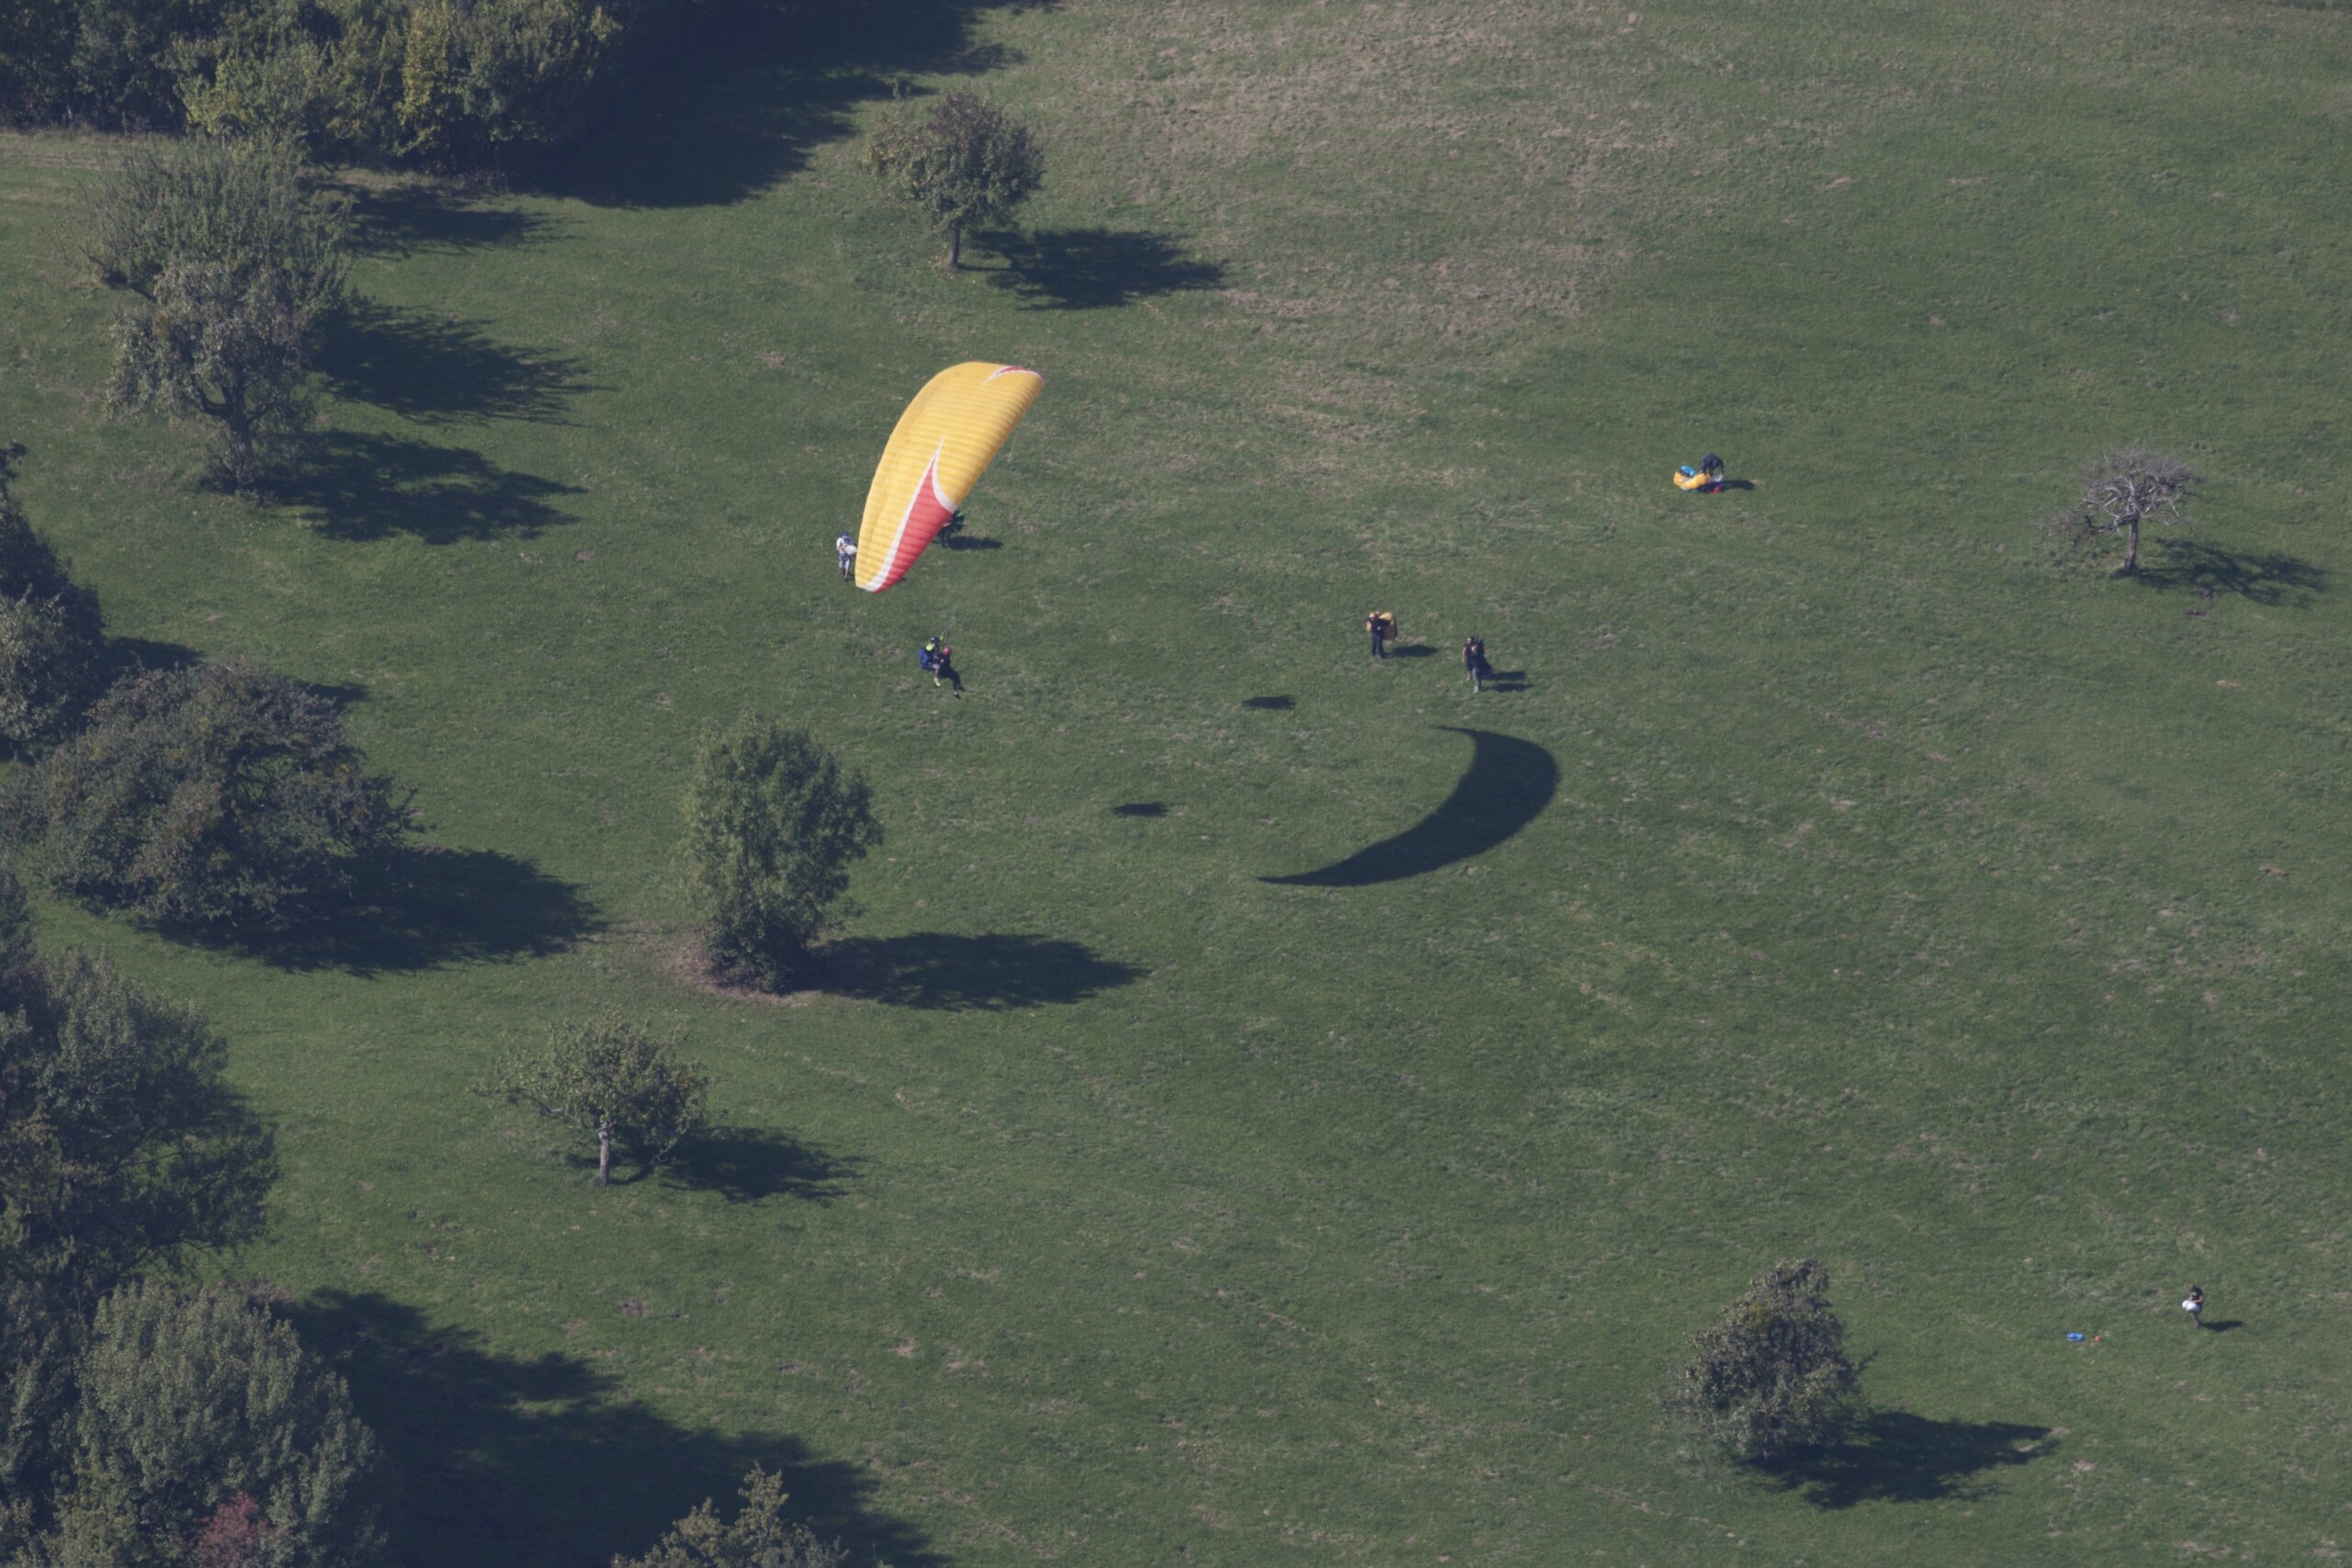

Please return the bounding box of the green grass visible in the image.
[5,0,2352,1562]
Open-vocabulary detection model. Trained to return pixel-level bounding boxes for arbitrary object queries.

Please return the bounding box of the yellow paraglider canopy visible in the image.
[853,362,1044,592]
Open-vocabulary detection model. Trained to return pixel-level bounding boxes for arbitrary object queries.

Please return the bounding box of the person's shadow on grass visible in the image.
[288,1290,944,1568]
[1770,1412,2055,1509]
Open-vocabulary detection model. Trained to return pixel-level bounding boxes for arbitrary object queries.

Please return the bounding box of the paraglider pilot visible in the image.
[1464,635,1491,693]
[1367,610,1396,660]
[836,534,856,581]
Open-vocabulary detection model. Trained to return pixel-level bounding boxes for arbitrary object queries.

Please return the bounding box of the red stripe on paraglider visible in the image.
[869,448,955,592]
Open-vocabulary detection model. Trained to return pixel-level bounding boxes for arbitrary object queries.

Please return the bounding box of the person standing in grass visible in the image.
[933,638,963,696]
[836,534,856,580]
[1463,635,1490,693]
[1367,610,1396,660]
[2184,1285,2206,1328]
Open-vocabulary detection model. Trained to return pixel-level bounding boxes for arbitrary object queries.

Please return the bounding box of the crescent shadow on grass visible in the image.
[1261,728,1558,887]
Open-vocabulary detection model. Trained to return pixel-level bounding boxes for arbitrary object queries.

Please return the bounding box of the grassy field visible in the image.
[5,0,2352,1562]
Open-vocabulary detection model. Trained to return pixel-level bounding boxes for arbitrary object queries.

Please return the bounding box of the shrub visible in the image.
[484,1014,708,1186]
[50,1280,388,1567]
[1668,1258,1859,1463]
[9,658,411,931]
[0,446,107,750]
[90,135,347,490]
[865,88,1046,268]
[614,1466,842,1568]
[681,715,881,990]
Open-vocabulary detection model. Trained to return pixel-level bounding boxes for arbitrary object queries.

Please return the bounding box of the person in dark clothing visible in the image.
[1463,635,1490,693]
[933,638,963,696]
[1366,610,1396,660]
[2184,1285,2207,1328]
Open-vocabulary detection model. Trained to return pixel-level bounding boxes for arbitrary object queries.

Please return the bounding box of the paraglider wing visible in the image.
[854,362,1044,592]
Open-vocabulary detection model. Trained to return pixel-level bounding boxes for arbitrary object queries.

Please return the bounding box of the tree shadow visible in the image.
[980,227,1227,310]
[823,932,1143,1009]
[286,1291,942,1568]
[664,1126,861,1204]
[205,846,602,976]
[1770,1412,2055,1510]
[98,634,200,684]
[2136,538,2327,605]
[322,299,591,425]
[285,432,580,543]
[1262,728,1557,887]
[342,181,561,259]
[1242,695,1294,711]
[532,1,1060,209]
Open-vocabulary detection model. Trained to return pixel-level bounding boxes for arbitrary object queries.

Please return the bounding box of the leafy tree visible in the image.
[2046,447,2199,576]
[89,135,347,489]
[8,658,413,931]
[46,1279,388,1567]
[0,0,212,131]
[614,1466,842,1568]
[485,1014,707,1187]
[0,1279,86,1558]
[0,897,277,1293]
[390,0,622,168]
[0,444,108,750]
[865,88,1046,268]
[0,881,291,1560]
[681,716,882,990]
[1668,1258,1859,1463]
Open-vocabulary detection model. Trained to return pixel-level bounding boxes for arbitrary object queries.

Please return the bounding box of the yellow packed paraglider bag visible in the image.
[1672,466,1707,491]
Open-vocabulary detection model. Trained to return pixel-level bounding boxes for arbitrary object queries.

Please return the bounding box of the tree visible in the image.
[0,444,108,750]
[1668,1258,1859,1463]
[89,135,347,489]
[614,1466,842,1568]
[865,88,1045,268]
[681,716,882,990]
[8,658,412,931]
[2047,447,2199,576]
[0,874,277,1298]
[47,1280,388,1568]
[485,1015,708,1187]
[0,1278,86,1558]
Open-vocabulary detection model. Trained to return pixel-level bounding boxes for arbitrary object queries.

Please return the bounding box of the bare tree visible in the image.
[2048,447,2199,575]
